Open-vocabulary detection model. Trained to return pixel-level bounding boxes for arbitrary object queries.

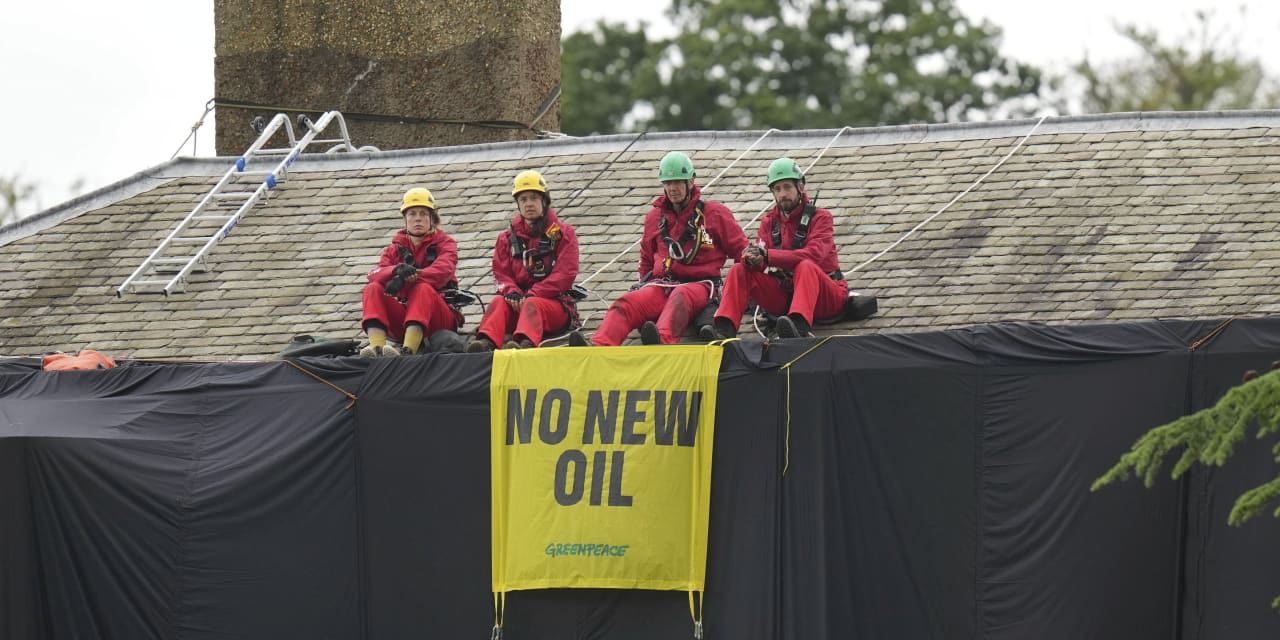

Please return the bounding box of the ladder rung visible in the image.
[120,111,369,296]
[155,264,206,274]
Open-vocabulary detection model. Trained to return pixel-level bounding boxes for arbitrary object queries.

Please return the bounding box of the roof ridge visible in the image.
[178,109,1280,172]
[5,109,1278,249]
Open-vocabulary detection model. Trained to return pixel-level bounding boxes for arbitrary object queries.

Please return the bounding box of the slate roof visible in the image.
[2,110,1280,359]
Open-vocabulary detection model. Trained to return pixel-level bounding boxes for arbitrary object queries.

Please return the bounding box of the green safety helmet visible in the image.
[658,151,695,182]
[767,157,804,187]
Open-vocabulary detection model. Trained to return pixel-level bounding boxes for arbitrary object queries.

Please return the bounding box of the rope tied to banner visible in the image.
[689,590,704,639]
[492,592,505,639]
[1190,316,1252,351]
[778,337,836,476]
[281,360,359,410]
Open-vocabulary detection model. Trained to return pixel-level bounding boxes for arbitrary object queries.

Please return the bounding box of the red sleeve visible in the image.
[366,244,401,285]
[416,234,458,290]
[529,224,580,298]
[767,209,835,272]
[755,212,774,249]
[492,232,522,296]
[705,202,748,262]
[638,207,660,280]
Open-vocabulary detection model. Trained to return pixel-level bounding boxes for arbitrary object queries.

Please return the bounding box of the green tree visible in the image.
[0,175,38,226]
[561,0,1041,134]
[1070,10,1280,113]
[1093,368,1280,602]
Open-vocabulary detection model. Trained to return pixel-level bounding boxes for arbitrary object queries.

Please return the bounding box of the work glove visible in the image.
[383,263,419,296]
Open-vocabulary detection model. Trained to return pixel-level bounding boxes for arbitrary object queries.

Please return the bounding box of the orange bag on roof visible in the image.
[42,350,117,371]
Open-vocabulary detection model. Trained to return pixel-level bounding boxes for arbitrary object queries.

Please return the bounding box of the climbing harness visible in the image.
[506,221,560,280]
[658,200,711,270]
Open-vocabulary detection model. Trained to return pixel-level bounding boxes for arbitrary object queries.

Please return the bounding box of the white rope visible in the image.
[579,128,781,286]
[743,125,854,232]
[846,114,1048,274]
[170,99,216,160]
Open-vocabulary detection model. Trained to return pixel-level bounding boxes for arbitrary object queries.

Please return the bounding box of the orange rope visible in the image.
[283,360,359,410]
[1190,316,1253,351]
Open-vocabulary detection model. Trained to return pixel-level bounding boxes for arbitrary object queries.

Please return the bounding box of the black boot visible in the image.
[639,321,662,345]
[714,318,737,339]
[776,314,812,339]
[699,318,737,342]
[465,337,495,353]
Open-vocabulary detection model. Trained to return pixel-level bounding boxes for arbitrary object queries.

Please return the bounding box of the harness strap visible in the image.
[391,242,442,303]
[397,243,438,269]
[771,202,816,250]
[659,200,707,268]
[507,223,558,280]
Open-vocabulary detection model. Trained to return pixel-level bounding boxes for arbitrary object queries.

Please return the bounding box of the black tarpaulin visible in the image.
[1180,318,1280,639]
[4,319,1280,638]
[0,359,366,639]
[355,346,780,640]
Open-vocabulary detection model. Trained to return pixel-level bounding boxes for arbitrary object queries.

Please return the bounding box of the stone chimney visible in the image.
[213,0,561,155]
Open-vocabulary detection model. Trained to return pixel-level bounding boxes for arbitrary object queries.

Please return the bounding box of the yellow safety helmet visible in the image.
[512,170,548,197]
[400,187,436,213]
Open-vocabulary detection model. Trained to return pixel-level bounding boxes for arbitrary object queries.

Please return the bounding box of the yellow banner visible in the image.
[490,345,722,593]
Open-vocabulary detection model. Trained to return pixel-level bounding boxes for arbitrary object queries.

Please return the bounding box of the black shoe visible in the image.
[566,330,589,347]
[639,321,662,345]
[714,318,737,339]
[465,337,495,353]
[503,338,535,349]
[698,325,719,342]
[776,314,813,339]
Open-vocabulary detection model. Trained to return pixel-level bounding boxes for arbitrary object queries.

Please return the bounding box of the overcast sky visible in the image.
[2,1,1278,217]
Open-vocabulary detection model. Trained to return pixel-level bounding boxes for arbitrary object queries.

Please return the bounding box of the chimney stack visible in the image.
[213,0,561,155]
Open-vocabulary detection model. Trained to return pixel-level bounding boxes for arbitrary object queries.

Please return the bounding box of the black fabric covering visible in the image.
[5,319,1280,638]
[1180,318,1280,639]
[0,359,367,639]
[356,347,779,640]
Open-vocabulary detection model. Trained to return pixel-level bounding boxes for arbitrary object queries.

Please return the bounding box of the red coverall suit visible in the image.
[714,194,848,331]
[476,209,580,346]
[592,185,748,345]
[361,229,461,341]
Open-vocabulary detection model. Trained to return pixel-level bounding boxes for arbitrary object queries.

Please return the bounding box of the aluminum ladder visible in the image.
[118,111,377,296]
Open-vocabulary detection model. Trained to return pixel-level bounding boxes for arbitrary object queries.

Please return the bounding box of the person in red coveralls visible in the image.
[359,188,461,356]
[704,157,848,340]
[569,151,748,346]
[466,170,580,352]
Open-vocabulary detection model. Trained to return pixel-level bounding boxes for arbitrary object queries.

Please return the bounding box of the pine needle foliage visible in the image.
[1092,369,1280,529]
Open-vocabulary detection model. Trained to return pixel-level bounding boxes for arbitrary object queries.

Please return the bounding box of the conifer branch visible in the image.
[1092,371,1280,528]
